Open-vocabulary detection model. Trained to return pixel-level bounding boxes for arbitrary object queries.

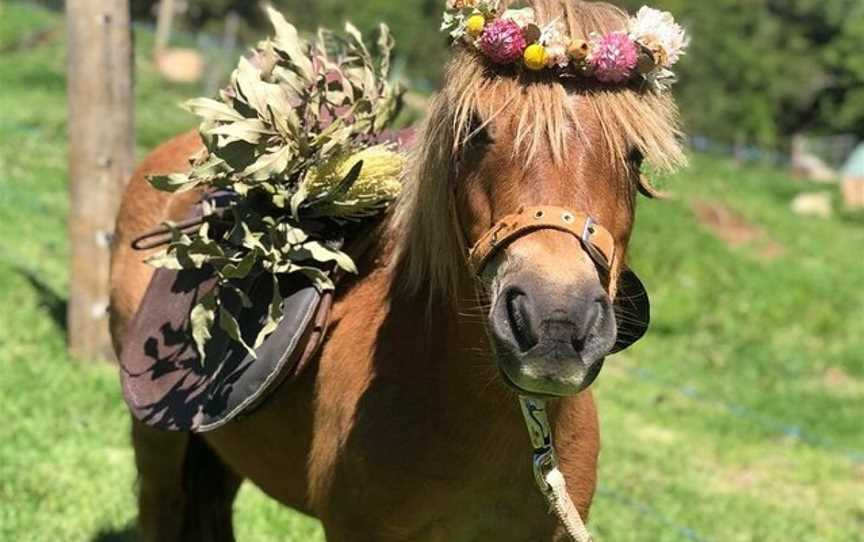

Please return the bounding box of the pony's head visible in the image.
[395,0,686,397]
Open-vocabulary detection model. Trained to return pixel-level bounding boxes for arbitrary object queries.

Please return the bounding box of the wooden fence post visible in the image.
[65,0,135,362]
[153,0,176,57]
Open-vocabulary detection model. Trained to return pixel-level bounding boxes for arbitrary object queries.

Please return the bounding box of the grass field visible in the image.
[1,2,863,541]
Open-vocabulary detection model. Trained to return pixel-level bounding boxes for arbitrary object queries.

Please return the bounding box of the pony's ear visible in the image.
[610,268,650,354]
[637,173,670,199]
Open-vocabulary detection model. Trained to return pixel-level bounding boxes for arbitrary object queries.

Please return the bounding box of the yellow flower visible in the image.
[523,44,548,71]
[466,14,486,38]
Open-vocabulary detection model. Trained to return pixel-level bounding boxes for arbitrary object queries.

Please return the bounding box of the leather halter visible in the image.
[468,206,616,277]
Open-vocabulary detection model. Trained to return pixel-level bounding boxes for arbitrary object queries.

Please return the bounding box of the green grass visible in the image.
[1,2,862,541]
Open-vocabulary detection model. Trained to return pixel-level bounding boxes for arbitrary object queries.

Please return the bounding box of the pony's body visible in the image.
[110,2,685,540]
[111,132,598,542]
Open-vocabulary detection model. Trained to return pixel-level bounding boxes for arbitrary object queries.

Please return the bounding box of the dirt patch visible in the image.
[821,367,862,396]
[692,200,785,260]
[726,468,761,491]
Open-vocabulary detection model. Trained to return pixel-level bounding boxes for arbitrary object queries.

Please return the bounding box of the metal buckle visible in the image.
[532,446,557,494]
[581,216,596,244]
[520,396,556,493]
[519,396,552,449]
[489,223,507,247]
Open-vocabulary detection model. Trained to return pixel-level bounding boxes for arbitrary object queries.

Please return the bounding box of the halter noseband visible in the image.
[467,205,616,277]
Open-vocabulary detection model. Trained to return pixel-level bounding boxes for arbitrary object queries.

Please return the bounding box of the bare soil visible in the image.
[692,199,785,260]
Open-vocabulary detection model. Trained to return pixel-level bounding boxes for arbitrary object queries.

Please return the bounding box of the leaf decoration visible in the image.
[146,7,406,357]
[190,291,217,360]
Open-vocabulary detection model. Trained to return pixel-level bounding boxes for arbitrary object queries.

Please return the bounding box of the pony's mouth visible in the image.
[495,350,606,398]
[497,366,567,399]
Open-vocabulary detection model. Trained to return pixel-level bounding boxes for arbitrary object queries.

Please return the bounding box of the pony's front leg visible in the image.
[132,419,242,542]
[133,418,188,541]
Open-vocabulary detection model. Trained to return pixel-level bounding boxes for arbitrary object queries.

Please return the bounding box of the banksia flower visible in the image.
[478,18,527,64]
[302,145,404,218]
[589,32,638,83]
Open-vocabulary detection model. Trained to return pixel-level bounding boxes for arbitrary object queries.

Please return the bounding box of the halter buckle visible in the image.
[581,216,596,244]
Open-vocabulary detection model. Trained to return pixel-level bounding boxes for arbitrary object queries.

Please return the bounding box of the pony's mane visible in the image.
[392,0,686,305]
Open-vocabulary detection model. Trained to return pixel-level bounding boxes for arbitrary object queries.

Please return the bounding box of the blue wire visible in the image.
[624,365,864,465]
[598,484,714,542]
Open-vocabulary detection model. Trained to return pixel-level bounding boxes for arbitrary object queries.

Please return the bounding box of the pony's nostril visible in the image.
[573,299,604,350]
[506,289,538,352]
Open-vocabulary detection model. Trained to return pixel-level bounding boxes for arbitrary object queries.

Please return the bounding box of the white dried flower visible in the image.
[502,7,536,28]
[539,20,570,68]
[628,6,689,67]
[644,67,677,92]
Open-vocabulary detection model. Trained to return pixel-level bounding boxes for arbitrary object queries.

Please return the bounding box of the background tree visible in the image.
[127,0,864,147]
[620,0,864,147]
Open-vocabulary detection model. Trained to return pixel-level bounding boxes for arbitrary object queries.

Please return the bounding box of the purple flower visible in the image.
[589,32,639,83]
[478,19,527,65]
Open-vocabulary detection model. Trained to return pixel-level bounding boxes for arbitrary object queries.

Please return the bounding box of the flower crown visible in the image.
[441,1,689,91]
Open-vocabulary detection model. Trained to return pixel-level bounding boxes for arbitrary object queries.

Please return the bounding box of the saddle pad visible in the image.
[120,267,329,432]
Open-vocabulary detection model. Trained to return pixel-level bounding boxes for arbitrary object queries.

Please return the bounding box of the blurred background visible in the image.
[0,0,862,541]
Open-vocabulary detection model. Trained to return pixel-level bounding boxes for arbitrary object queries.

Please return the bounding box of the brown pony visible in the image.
[109,1,685,540]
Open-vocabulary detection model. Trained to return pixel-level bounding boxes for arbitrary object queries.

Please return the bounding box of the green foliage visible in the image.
[618,0,864,145]
[131,0,450,87]
[130,0,864,144]
[148,9,405,356]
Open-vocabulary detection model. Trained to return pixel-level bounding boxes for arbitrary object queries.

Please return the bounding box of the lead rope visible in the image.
[519,397,594,542]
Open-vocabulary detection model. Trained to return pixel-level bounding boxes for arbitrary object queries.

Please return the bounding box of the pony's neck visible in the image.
[371,238,527,449]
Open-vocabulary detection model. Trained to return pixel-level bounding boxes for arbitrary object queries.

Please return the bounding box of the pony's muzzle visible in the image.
[490,279,617,397]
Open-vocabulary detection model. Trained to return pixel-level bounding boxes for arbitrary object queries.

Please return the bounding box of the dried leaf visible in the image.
[298,267,335,291]
[145,250,183,270]
[266,6,313,81]
[241,146,294,181]
[191,291,217,360]
[148,173,200,193]
[254,275,284,349]
[220,249,258,279]
[206,118,273,146]
[296,241,357,274]
[183,98,245,123]
[219,305,255,358]
[377,24,395,79]
[148,8,404,356]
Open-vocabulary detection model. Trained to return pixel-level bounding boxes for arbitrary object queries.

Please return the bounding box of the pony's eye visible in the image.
[628,147,645,166]
[456,114,494,167]
[466,114,495,146]
[471,125,493,146]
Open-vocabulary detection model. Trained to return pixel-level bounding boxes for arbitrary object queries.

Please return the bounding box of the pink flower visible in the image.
[478,19,527,65]
[589,32,638,83]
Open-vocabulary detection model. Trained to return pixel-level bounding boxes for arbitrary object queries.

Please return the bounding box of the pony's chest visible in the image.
[321,453,559,542]
[312,382,556,534]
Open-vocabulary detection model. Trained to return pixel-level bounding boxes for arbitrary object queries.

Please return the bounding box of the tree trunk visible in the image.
[154,0,175,57]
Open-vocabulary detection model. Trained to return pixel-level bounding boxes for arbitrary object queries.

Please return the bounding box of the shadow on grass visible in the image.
[91,525,136,542]
[16,265,67,336]
[839,209,864,226]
